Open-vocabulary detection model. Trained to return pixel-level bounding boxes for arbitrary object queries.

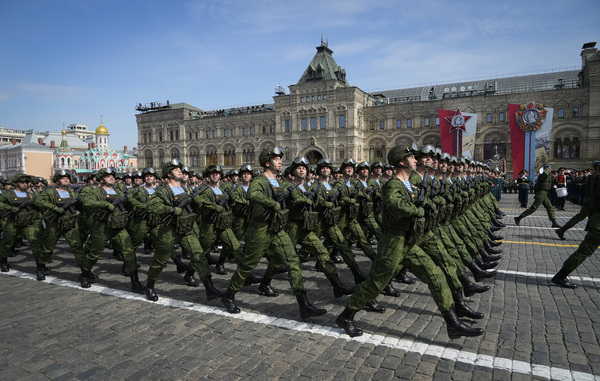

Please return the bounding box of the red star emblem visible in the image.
[445,108,471,134]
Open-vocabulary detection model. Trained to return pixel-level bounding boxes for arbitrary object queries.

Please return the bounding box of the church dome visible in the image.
[95,119,109,135]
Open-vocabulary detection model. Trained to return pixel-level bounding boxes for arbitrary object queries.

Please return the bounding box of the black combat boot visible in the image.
[336,308,362,337]
[130,271,145,294]
[184,270,199,287]
[476,253,498,269]
[394,268,417,284]
[489,223,502,232]
[453,292,484,319]
[487,238,503,247]
[79,270,92,288]
[205,253,217,265]
[492,218,506,228]
[296,292,327,319]
[36,262,46,281]
[350,265,367,284]
[328,275,355,298]
[329,247,344,264]
[221,287,240,313]
[483,241,503,255]
[203,278,224,300]
[467,261,497,282]
[514,216,521,226]
[172,256,189,274]
[442,307,484,339]
[0,257,9,272]
[364,299,386,313]
[551,267,577,289]
[488,230,503,241]
[244,273,263,286]
[551,220,562,228]
[479,248,502,262]
[381,280,400,297]
[215,258,227,275]
[555,228,566,240]
[458,274,490,297]
[258,277,279,297]
[145,280,158,301]
[121,263,130,277]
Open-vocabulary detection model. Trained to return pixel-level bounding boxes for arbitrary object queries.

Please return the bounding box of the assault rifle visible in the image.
[211,184,239,222]
[413,171,429,231]
[45,194,86,224]
[301,182,322,214]
[162,184,210,225]
[1,196,37,219]
[263,181,301,221]
[97,189,141,220]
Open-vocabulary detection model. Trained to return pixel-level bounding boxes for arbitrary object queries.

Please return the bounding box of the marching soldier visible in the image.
[32,170,85,280]
[78,168,144,293]
[144,159,223,302]
[0,174,39,272]
[221,146,326,319]
[514,165,561,228]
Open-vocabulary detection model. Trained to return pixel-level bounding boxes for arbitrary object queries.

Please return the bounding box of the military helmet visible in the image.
[96,167,117,181]
[52,169,72,183]
[449,156,459,164]
[440,153,451,162]
[309,165,317,175]
[290,157,310,171]
[258,146,284,167]
[142,167,157,177]
[415,144,436,159]
[161,158,184,178]
[253,169,261,177]
[205,164,223,177]
[229,169,240,177]
[333,166,341,174]
[132,171,143,179]
[181,166,191,175]
[317,158,333,172]
[387,145,416,167]
[383,163,393,171]
[371,161,383,171]
[11,173,31,184]
[340,158,356,170]
[356,161,370,171]
[240,164,253,174]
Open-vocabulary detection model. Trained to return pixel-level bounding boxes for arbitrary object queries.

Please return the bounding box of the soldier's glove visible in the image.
[272,202,281,211]
[417,207,425,218]
[323,201,334,209]
[106,203,115,211]
[54,207,65,215]
[10,207,19,214]
[172,207,183,216]
[214,205,225,214]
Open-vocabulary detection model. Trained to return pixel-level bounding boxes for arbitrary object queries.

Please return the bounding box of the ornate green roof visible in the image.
[297,40,349,86]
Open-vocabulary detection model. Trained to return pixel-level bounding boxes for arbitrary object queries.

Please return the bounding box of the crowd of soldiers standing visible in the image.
[0,144,510,340]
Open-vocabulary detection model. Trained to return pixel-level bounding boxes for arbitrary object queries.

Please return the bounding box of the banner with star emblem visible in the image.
[509,102,554,179]
[438,108,478,158]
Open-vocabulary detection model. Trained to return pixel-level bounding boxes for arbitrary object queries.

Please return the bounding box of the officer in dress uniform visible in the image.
[517,170,532,208]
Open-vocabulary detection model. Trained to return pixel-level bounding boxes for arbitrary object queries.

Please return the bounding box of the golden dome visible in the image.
[61,129,67,135]
[95,117,109,135]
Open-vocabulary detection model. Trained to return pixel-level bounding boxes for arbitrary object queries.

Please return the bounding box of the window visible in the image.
[170,131,174,141]
[224,129,227,137]
[159,132,163,142]
[250,127,254,135]
[407,119,412,128]
[301,97,304,102]
[311,118,317,130]
[558,108,564,118]
[195,132,198,140]
[285,120,290,132]
[317,95,321,101]
[323,95,327,100]
[231,129,234,137]
[175,131,179,140]
[262,126,266,134]
[243,128,246,136]
[486,113,492,123]
[301,118,307,131]
[425,118,430,127]
[339,115,345,128]
[320,116,326,129]
[312,96,315,101]
[338,148,344,159]
[396,120,402,129]
[435,117,440,126]
[573,107,580,118]
[212,130,216,138]
[380,121,385,130]
[499,112,505,122]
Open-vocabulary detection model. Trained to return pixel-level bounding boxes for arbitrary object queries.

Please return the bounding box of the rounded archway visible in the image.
[306,150,323,165]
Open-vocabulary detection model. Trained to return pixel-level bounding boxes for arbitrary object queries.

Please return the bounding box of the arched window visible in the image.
[158,150,165,166]
[171,149,180,160]
[206,149,218,165]
[369,144,386,163]
[145,151,153,168]
[483,139,506,160]
[554,138,562,159]
[190,149,200,167]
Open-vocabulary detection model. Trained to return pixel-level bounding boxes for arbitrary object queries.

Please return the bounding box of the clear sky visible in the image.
[1,0,598,151]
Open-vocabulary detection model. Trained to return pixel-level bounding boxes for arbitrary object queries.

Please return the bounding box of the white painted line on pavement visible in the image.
[2,270,598,381]
[496,269,600,284]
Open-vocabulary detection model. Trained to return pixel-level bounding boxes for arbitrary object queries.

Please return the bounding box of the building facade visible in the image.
[136,41,600,175]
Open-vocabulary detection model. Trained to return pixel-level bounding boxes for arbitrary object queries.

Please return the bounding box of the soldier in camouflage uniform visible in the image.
[78,168,144,293]
[552,160,600,289]
[336,145,484,339]
[32,170,85,280]
[143,159,223,302]
[515,164,561,228]
[0,174,39,272]
[221,147,326,319]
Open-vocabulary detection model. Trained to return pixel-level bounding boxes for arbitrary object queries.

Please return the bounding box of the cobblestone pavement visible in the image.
[1,193,599,380]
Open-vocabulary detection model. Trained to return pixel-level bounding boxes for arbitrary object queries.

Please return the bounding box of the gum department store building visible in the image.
[136,41,600,175]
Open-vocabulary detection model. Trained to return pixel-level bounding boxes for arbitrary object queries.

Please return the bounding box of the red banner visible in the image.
[439,109,458,156]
